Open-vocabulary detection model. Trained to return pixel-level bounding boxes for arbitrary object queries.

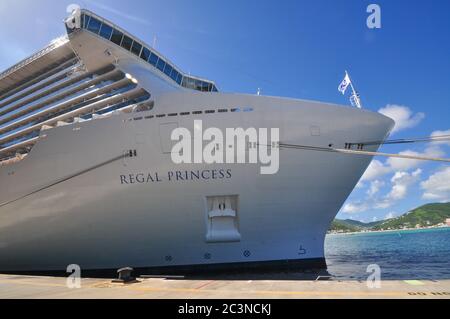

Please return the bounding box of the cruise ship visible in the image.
[0,8,394,275]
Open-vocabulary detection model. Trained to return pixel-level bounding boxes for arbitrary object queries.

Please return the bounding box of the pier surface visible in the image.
[0,274,449,299]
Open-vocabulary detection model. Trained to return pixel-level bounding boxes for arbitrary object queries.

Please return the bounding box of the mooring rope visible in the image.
[278,143,450,163]
[353,134,450,146]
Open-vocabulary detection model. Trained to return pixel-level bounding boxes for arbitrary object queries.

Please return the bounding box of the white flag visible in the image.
[338,73,351,95]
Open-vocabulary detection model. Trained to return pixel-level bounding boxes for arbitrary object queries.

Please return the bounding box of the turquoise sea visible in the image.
[325,227,450,280]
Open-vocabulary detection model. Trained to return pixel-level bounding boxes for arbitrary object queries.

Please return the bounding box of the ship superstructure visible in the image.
[0,10,217,166]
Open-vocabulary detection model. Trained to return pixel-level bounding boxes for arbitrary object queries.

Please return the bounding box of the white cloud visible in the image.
[355,181,365,189]
[348,169,422,214]
[342,202,368,214]
[386,169,422,201]
[385,212,396,219]
[378,105,425,134]
[374,200,392,209]
[367,180,385,197]
[361,160,391,181]
[421,167,450,201]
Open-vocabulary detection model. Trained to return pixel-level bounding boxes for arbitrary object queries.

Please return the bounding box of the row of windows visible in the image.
[80,14,218,93]
[126,107,254,122]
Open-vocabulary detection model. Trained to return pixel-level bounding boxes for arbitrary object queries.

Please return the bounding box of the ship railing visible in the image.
[0,90,150,165]
[0,87,149,149]
[0,54,78,103]
[0,63,89,117]
[0,58,81,110]
[0,66,121,127]
[0,72,130,137]
[0,36,69,82]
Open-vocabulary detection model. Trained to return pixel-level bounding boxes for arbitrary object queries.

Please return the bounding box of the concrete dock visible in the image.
[0,274,449,299]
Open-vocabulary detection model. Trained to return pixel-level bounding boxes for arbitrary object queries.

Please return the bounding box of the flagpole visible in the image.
[345,70,362,109]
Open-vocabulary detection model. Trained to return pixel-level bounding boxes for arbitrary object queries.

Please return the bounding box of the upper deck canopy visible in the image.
[67,9,218,93]
[0,37,77,100]
[0,8,220,165]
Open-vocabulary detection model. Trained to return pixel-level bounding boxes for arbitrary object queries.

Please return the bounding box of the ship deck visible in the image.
[1,274,449,299]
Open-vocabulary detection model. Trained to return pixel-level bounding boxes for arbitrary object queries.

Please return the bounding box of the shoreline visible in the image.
[327,225,450,236]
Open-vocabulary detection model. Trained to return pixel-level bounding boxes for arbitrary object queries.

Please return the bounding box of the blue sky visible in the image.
[1,0,449,222]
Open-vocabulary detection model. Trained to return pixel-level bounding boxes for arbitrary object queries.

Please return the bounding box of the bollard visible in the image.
[112,267,136,283]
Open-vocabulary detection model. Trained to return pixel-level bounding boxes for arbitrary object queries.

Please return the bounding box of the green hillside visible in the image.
[329,220,359,233]
[329,202,450,233]
[339,219,383,229]
[372,203,450,230]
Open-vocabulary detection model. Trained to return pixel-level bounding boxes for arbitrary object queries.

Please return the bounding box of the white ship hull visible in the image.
[0,93,394,274]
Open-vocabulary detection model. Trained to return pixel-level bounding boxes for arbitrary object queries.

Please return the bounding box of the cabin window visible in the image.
[156,58,166,72]
[140,47,150,61]
[163,64,173,77]
[111,29,123,45]
[149,52,158,66]
[121,35,133,51]
[171,69,179,82]
[99,24,113,40]
[201,82,210,92]
[87,17,102,34]
[131,41,142,56]
[176,74,183,85]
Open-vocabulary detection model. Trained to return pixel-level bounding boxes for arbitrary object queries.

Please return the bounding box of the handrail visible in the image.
[0,67,120,125]
[0,87,147,146]
[0,59,80,109]
[0,75,129,136]
[0,36,69,81]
